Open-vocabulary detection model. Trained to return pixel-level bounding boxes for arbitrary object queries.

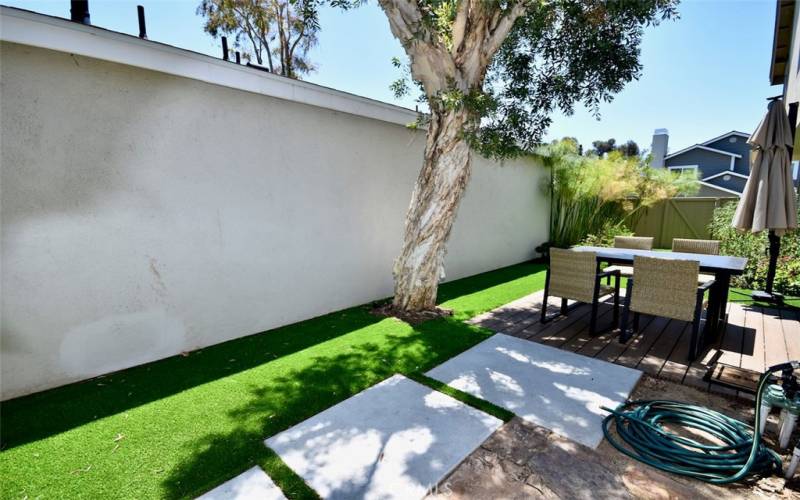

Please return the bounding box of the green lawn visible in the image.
[728,287,800,308]
[0,261,547,500]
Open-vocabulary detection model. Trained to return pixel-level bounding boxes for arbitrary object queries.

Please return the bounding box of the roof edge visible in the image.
[700,131,751,146]
[665,144,742,160]
[0,6,420,127]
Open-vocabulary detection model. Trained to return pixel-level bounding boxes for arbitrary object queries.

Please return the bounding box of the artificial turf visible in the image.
[0,261,547,500]
[728,287,800,309]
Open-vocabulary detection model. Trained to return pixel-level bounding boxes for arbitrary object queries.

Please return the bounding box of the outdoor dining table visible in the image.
[571,246,748,342]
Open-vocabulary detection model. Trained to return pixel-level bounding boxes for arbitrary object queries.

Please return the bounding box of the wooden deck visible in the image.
[469,290,800,397]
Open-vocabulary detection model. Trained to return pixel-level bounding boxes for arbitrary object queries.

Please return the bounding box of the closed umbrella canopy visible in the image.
[732,100,797,235]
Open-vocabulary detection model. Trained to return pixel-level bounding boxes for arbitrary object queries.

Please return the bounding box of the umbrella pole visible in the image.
[752,230,784,305]
[765,230,780,294]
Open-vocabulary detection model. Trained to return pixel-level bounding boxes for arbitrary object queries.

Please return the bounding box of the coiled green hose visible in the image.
[602,370,783,484]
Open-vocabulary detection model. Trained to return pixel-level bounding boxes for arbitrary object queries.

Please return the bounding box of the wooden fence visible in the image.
[632,197,738,249]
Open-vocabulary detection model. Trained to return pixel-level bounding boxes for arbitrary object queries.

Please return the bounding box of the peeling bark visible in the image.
[379,0,525,312]
[392,106,474,310]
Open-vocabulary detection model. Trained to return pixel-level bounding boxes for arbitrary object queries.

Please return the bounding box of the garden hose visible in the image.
[601,362,798,484]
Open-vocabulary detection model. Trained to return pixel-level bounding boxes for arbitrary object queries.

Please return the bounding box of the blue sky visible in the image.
[3,0,780,154]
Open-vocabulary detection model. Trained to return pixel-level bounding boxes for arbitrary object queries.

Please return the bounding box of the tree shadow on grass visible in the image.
[2,261,543,451]
[1,307,384,449]
[159,318,492,499]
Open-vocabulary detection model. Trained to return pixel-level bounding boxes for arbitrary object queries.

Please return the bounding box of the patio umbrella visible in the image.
[732,98,798,303]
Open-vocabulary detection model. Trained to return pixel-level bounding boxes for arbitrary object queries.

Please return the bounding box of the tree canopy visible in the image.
[588,138,641,157]
[198,0,360,78]
[388,0,678,159]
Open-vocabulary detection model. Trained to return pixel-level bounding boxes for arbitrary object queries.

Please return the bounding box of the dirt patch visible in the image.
[370,303,453,324]
[429,374,800,499]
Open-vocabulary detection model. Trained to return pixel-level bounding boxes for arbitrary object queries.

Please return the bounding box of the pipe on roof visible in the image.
[70,0,90,25]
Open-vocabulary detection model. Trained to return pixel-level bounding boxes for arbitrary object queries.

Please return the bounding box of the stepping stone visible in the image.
[197,466,286,500]
[426,334,641,448]
[265,374,502,500]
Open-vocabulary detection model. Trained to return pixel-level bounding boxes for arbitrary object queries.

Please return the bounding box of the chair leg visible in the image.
[612,274,620,328]
[689,291,705,362]
[618,279,634,343]
[560,298,568,315]
[589,275,602,335]
[589,301,598,335]
[540,269,550,324]
[633,312,640,333]
[689,316,701,362]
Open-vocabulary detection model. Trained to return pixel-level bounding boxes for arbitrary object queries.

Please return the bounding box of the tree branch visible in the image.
[451,0,470,56]
[378,0,457,95]
[483,2,526,59]
[376,0,422,43]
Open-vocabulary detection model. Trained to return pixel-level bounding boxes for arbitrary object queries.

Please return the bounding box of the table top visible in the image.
[570,246,748,275]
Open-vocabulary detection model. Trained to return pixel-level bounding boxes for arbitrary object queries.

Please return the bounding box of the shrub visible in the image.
[580,220,634,247]
[708,199,800,296]
[538,138,698,248]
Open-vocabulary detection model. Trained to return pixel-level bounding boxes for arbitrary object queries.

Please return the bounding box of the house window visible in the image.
[723,174,731,181]
[668,165,699,174]
[729,137,737,143]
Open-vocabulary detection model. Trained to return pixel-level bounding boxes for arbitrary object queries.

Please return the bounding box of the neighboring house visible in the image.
[646,0,800,198]
[649,129,751,197]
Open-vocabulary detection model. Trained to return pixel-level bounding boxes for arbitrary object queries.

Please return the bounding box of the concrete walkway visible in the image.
[266,374,502,500]
[426,334,641,448]
[197,466,286,500]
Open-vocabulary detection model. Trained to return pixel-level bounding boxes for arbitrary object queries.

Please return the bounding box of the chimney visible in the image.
[70,0,90,25]
[650,128,669,168]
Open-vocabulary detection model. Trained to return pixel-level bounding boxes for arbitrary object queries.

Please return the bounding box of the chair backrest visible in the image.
[630,255,700,322]
[672,238,720,255]
[548,248,597,303]
[614,236,654,250]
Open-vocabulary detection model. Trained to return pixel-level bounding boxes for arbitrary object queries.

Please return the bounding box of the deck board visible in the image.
[740,306,766,373]
[762,308,789,367]
[615,316,670,368]
[559,307,617,353]
[781,308,800,362]
[637,320,687,376]
[475,291,789,398]
[519,303,591,340]
[716,302,745,369]
[659,325,692,384]
[594,315,657,364]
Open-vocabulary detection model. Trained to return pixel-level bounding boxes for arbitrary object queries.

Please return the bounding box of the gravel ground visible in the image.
[428,374,800,499]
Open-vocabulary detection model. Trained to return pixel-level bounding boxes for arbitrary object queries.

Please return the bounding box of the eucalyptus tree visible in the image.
[198,0,358,78]
[379,0,679,312]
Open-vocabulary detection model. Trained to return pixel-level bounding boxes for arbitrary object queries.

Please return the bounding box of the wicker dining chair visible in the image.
[614,236,654,250]
[541,248,621,335]
[672,238,720,255]
[672,238,720,283]
[618,255,715,361]
[604,235,655,281]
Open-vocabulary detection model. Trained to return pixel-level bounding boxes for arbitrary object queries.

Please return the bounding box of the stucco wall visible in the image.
[0,42,549,399]
[783,1,800,116]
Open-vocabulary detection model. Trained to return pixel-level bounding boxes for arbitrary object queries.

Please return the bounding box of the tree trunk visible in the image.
[392,106,473,311]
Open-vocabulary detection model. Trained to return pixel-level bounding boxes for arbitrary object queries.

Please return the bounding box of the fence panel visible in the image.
[633,197,737,248]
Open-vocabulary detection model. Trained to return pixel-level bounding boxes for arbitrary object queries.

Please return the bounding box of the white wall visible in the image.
[0,41,548,400]
[783,1,800,113]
